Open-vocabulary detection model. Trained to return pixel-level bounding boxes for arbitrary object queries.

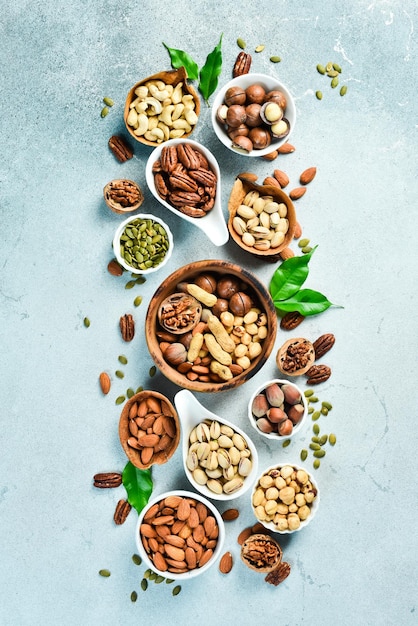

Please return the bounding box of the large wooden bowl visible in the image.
[124,66,200,147]
[228,176,296,260]
[145,260,278,393]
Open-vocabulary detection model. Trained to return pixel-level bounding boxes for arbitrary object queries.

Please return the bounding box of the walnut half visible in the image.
[240,533,282,573]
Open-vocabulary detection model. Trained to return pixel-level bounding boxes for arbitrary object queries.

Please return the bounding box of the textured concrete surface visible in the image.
[1,1,417,624]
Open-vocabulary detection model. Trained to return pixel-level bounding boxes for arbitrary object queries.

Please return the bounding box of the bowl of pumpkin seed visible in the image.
[112,213,174,275]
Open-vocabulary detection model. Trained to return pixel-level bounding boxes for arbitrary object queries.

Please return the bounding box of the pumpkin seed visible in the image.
[99,569,111,577]
[141,578,148,591]
[316,64,326,74]
[83,317,90,328]
[309,442,321,451]
[308,406,314,414]
[130,590,137,602]
[270,56,281,63]
[126,388,135,399]
[325,62,333,72]
[322,401,333,410]
[118,355,128,365]
[103,96,114,107]
[312,411,321,421]
[309,396,319,403]
[154,575,165,584]
[300,449,308,461]
[172,585,182,596]
[329,433,337,446]
[134,275,146,284]
[331,76,339,89]
[314,449,326,458]
[143,569,152,579]
[313,459,320,469]
[149,571,157,581]
[298,238,310,248]
[327,69,339,77]
[255,44,265,53]
[165,578,175,584]
[125,280,136,289]
[115,395,126,405]
[115,370,124,379]
[132,554,142,565]
[321,406,329,416]
[100,106,109,118]
[311,436,320,444]
[149,365,157,377]
[237,37,246,49]
[302,246,312,254]
[333,63,342,73]
[313,424,320,435]
[319,434,328,446]
[134,295,143,307]
[340,85,347,96]
[282,438,291,448]
[304,389,314,397]
[316,91,323,100]
[136,386,144,394]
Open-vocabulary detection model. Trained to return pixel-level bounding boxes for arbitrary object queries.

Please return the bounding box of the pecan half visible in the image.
[180,205,206,218]
[313,333,335,360]
[114,499,132,525]
[169,191,201,207]
[108,135,133,162]
[265,561,291,586]
[189,168,217,187]
[169,171,198,192]
[160,145,178,173]
[120,313,135,342]
[154,172,169,198]
[280,312,305,331]
[93,472,122,488]
[177,143,201,170]
[305,364,331,384]
[233,51,252,77]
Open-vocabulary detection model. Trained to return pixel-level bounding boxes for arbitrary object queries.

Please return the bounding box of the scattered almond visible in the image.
[277,143,295,154]
[273,169,289,188]
[279,247,295,260]
[263,176,281,188]
[293,221,302,239]
[99,372,111,395]
[262,150,279,161]
[289,187,307,200]
[219,551,233,574]
[299,166,317,185]
[107,258,124,276]
[222,508,240,521]
[238,172,258,182]
[237,526,254,545]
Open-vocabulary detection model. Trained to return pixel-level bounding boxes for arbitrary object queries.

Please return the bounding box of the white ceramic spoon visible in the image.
[174,389,259,501]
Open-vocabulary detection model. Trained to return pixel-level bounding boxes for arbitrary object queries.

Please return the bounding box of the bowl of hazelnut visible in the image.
[251,463,320,534]
[211,73,296,156]
[145,260,277,392]
[248,379,307,441]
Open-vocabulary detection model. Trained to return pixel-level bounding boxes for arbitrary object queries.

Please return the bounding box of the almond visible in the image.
[293,221,302,239]
[299,166,317,185]
[237,526,253,545]
[137,433,160,448]
[219,551,233,574]
[279,247,295,260]
[238,171,258,182]
[177,498,191,521]
[273,169,289,188]
[289,186,307,200]
[99,372,111,395]
[262,150,279,161]
[107,258,123,276]
[263,176,281,188]
[277,142,295,154]
[221,508,240,521]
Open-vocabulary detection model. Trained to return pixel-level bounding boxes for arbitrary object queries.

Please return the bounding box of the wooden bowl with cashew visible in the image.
[124,66,201,147]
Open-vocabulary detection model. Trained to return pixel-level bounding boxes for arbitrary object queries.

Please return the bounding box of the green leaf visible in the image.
[269,246,317,302]
[198,33,223,104]
[163,42,199,80]
[275,288,341,316]
[122,462,153,514]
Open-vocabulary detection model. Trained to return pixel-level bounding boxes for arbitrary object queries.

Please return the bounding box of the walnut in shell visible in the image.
[276,337,315,376]
[240,533,282,573]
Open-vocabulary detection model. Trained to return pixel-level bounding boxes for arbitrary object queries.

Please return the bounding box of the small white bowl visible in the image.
[251,463,320,534]
[112,213,173,275]
[248,379,308,441]
[211,73,296,157]
[145,138,229,247]
[135,489,225,580]
[175,389,259,502]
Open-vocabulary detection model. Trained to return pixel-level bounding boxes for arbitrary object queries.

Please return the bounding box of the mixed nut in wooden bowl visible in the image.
[228,176,296,258]
[118,390,180,470]
[135,489,225,580]
[124,66,200,147]
[145,260,278,392]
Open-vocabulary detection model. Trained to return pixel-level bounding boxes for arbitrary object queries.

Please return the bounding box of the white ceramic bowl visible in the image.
[211,73,296,157]
[135,489,225,580]
[112,213,173,275]
[251,463,320,534]
[145,138,228,246]
[175,389,259,502]
[248,379,308,441]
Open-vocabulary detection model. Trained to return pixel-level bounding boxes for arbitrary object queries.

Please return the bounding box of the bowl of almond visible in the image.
[136,490,225,579]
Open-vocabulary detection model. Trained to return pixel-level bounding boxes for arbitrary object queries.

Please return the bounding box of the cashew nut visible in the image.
[171,82,183,104]
[158,104,174,126]
[133,113,149,136]
[144,97,163,115]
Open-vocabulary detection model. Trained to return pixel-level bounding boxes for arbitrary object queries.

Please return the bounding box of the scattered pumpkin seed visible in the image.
[255,44,265,53]
[115,370,124,379]
[126,388,135,399]
[134,274,146,284]
[83,317,90,328]
[333,63,342,73]
[103,96,114,107]
[132,554,142,565]
[298,238,310,248]
[302,246,312,254]
[115,395,126,405]
[340,85,348,96]
[125,280,136,290]
[309,396,319,403]
[331,76,339,89]
[165,578,175,584]
[304,389,314,397]
[270,56,281,63]
[311,436,320,444]
[100,106,109,118]
[282,439,291,448]
[312,411,321,421]
[300,449,308,461]
[309,442,321,451]
[319,434,328,446]
[313,459,321,469]
[313,423,320,435]
[141,578,148,591]
[149,571,157,581]
[118,355,128,365]
[329,433,337,446]
[316,64,326,75]
[136,386,144,394]
[322,401,333,410]
[130,590,138,602]
[143,569,152,579]
[327,69,339,77]
[321,406,329,416]
[325,62,333,72]
[172,585,182,596]
[99,569,111,577]
[134,295,143,307]
[308,406,314,414]
[314,449,326,458]
[154,575,165,584]
[237,37,246,49]
[316,90,323,100]
[149,365,157,377]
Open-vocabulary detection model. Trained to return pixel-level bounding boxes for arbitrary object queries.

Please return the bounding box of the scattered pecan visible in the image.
[233,51,252,77]
[313,333,335,359]
[120,313,135,342]
[108,135,133,162]
[113,499,132,525]
[265,561,291,586]
[305,364,331,384]
[280,311,305,331]
[93,472,122,488]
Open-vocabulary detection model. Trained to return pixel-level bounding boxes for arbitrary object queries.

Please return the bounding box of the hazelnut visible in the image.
[245,103,263,127]
[256,417,275,434]
[164,343,187,366]
[265,90,287,109]
[278,418,293,437]
[229,291,252,316]
[248,127,271,150]
[281,384,301,405]
[194,273,217,293]
[252,394,269,418]
[265,383,284,407]
[226,104,247,128]
[245,84,266,104]
[267,407,287,423]
[216,276,241,300]
[224,86,246,106]
[287,404,305,425]
[231,135,253,153]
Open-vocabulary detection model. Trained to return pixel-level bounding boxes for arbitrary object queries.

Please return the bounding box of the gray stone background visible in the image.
[1,1,417,624]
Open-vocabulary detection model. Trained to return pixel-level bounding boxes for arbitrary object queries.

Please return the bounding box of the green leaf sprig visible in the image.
[269,246,342,317]
[163,34,223,104]
[122,462,153,514]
